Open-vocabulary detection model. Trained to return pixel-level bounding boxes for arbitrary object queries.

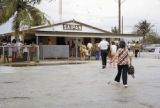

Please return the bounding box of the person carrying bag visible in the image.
[110,41,132,88]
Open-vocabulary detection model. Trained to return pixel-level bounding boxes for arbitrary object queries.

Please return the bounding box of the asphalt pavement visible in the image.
[0,52,160,108]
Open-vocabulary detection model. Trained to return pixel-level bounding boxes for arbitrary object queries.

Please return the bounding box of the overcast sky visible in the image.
[0,0,160,34]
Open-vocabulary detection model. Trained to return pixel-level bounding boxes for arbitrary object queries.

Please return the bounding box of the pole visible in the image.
[75,37,78,60]
[36,36,39,45]
[122,16,123,34]
[118,0,121,34]
[59,0,62,22]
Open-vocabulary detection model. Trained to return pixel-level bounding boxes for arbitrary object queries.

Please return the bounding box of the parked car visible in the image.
[143,44,160,52]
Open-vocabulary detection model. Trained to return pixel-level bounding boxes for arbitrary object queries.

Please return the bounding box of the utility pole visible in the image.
[59,0,62,22]
[118,0,121,34]
[117,0,126,34]
[122,16,123,34]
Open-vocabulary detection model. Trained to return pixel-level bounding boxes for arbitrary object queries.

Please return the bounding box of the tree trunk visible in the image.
[15,29,20,41]
[143,35,146,44]
[15,21,20,41]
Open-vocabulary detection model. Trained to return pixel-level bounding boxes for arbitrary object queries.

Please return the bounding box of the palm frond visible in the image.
[26,5,50,26]
[0,0,17,25]
[12,9,33,30]
[27,0,42,5]
[134,20,154,35]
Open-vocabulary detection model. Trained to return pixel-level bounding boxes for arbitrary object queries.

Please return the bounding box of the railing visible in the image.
[0,45,39,64]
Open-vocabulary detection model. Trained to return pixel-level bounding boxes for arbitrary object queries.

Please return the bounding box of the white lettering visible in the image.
[63,24,82,31]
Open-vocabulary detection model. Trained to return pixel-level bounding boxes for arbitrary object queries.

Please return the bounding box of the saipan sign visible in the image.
[63,24,82,31]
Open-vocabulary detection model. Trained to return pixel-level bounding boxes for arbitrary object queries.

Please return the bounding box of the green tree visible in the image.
[134,20,154,43]
[0,0,50,40]
[145,32,160,44]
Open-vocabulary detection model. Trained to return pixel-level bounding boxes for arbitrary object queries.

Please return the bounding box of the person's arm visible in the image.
[110,50,119,63]
[110,55,118,64]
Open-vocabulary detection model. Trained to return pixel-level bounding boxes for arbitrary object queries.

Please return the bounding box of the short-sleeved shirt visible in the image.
[98,40,109,50]
[111,45,117,54]
[11,43,18,52]
[117,48,129,65]
[87,43,92,50]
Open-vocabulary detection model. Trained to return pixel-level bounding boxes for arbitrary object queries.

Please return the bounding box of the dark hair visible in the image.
[12,39,16,43]
[112,41,115,45]
[119,41,126,48]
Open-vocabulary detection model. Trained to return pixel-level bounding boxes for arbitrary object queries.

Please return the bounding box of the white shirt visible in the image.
[23,45,29,53]
[87,43,92,49]
[111,45,117,54]
[98,40,109,50]
[16,42,23,50]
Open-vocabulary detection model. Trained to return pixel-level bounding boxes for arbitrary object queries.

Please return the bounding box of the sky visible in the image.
[0,0,160,34]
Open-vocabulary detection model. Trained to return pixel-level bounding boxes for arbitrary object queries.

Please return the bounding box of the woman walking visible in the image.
[110,41,131,88]
[110,41,117,68]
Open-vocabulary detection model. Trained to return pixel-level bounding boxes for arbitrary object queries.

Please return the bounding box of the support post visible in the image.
[75,37,78,60]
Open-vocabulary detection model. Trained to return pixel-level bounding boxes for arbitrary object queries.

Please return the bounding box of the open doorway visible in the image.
[56,37,66,45]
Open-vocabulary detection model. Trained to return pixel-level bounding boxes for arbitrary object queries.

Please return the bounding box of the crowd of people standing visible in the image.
[0,39,37,63]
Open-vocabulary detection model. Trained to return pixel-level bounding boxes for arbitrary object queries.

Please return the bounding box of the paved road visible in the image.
[0,54,160,108]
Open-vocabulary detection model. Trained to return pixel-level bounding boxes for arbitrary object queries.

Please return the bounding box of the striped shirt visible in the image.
[117,48,129,65]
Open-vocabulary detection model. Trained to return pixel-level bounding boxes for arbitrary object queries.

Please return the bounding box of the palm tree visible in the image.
[0,0,50,40]
[134,20,154,43]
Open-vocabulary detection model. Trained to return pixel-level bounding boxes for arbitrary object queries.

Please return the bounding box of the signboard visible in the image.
[63,24,82,31]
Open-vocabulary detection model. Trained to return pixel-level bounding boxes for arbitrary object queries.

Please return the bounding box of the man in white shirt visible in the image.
[87,42,93,60]
[98,38,109,69]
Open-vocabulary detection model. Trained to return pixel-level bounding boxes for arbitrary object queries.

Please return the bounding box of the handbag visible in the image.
[128,65,135,75]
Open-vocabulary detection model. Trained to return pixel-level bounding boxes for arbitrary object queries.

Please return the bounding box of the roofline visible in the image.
[32,19,112,33]
[35,31,143,38]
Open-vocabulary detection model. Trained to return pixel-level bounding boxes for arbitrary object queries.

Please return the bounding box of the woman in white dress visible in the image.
[110,41,117,68]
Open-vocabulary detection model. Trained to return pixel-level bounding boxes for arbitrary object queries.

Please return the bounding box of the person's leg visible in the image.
[95,51,97,60]
[104,51,107,66]
[4,55,6,63]
[135,50,138,58]
[115,65,122,82]
[30,52,33,61]
[12,52,14,62]
[12,52,17,62]
[23,53,25,61]
[122,65,128,85]
[112,55,116,67]
[97,51,100,60]
[15,52,17,61]
[7,56,9,63]
[88,50,91,60]
[101,50,104,65]
[82,52,85,60]
[101,50,106,68]
[6,52,9,63]
[23,52,27,61]
[137,50,140,57]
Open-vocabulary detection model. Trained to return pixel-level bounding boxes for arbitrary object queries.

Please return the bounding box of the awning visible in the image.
[35,31,143,38]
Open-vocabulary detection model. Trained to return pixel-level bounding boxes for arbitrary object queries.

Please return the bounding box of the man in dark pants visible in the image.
[101,50,108,68]
[134,41,140,58]
[98,38,109,69]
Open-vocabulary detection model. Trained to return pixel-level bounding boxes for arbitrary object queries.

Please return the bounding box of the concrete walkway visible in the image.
[0,55,160,108]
